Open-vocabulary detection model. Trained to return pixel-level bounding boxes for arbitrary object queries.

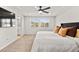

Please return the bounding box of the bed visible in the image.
[31,22,79,52]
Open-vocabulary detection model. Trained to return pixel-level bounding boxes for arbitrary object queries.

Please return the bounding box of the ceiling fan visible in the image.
[36,6,51,14]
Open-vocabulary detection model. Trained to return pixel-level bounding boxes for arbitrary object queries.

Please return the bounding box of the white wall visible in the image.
[56,7,79,26]
[24,16,56,34]
[0,27,17,50]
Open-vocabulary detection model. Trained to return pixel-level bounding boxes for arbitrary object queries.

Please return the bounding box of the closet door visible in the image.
[17,17,22,36]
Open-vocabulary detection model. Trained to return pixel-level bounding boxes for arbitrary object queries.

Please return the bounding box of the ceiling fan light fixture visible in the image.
[39,11,42,14]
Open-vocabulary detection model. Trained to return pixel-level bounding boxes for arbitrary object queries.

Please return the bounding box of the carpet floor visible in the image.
[0,35,35,52]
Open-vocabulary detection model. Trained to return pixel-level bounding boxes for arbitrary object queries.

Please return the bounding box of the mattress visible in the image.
[31,31,79,52]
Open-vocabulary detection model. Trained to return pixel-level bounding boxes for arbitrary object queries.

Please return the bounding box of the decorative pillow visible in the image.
[54,26,61,33]
[76,29,79,38]
[58,27,68,37]
[67,27,77,37]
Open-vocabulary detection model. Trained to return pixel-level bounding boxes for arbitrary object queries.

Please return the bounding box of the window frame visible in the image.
[31,17,49,28]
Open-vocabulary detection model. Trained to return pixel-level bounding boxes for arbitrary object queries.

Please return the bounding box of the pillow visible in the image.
[58,27,68,37]
[67,27,77,37]
[76,29,79,38]
[54,26,61,33]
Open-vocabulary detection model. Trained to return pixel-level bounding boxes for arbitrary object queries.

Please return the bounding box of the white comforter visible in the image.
[31,31,79,52]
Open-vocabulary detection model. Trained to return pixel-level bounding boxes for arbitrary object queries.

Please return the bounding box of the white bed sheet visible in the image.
[31,31,79,52]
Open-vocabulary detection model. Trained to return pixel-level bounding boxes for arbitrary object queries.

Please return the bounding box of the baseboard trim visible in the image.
[0,39,17,51]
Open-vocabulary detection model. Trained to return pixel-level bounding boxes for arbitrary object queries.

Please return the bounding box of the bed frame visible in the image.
[61,22,79,28]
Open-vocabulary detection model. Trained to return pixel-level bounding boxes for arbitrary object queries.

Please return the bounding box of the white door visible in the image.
[17,17,22,36]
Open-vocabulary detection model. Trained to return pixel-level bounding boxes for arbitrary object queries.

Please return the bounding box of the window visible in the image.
[31,18,49,27]
[0,18,16,28]
[2,19,10,27]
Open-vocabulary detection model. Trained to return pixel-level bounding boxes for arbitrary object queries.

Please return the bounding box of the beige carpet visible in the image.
[0,35,35,52]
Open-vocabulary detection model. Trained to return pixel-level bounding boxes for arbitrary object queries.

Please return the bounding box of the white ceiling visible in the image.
[1,6,73,16]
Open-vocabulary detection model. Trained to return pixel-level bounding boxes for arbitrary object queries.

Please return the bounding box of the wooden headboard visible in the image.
[61,22,79,28]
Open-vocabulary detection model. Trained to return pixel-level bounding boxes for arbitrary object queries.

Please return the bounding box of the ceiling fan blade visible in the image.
[42,7,50,10]
[42,10,49,13]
